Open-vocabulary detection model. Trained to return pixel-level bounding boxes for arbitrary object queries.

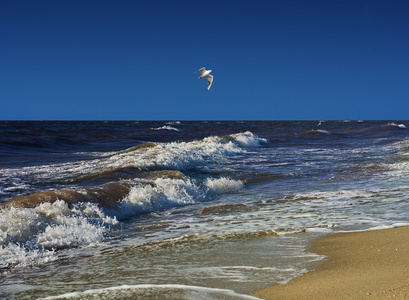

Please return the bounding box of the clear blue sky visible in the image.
[1,0,408,120]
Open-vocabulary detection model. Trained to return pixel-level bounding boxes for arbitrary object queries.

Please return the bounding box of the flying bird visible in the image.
[196,67,213,90]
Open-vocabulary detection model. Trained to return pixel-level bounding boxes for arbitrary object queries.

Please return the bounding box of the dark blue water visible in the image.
[1,120,408,299]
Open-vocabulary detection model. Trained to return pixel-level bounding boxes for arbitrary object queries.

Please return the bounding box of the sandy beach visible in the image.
[252,226,409,300]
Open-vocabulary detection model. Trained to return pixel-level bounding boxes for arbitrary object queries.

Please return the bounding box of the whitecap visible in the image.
[112,177,206,219]
[205,177,244,194]
[1,131,264,186]
[230,131,268,147]
[314,129,331,135]
[152,125,180,131]
[388,122,406,129]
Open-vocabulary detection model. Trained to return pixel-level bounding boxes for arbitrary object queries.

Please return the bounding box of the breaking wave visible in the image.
[388,122,407,129]
[298,129,331,136]
[0,176,244,269]
[0,200,117,268]
[0,131,266,194]
[152,125,180,132]
[0,131,263,270]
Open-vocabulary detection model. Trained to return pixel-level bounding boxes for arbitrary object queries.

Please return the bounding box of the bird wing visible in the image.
[198,67,206,75]
[205,75,213,90]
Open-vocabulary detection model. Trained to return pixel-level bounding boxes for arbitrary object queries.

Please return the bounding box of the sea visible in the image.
[1,120,409,299]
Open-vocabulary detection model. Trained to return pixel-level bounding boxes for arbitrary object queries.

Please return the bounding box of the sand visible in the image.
[252,226,409,299]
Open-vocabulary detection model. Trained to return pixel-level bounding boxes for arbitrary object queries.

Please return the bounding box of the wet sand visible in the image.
[252,226,409,299]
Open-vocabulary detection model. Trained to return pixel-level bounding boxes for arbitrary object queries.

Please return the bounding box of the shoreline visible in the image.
[251,226,409,299]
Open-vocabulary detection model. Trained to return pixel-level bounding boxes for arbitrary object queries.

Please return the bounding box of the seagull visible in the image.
[196,67,213,90]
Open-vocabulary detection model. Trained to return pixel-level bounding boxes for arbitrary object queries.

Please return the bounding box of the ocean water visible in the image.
[1,120,408,299]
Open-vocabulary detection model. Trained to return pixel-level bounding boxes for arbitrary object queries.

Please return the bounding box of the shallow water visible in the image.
[1,121,408,299]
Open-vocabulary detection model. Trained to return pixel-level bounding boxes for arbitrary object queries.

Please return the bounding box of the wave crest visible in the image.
[229,131,268,147]
[0,174,246,268]
[205,177,244,194]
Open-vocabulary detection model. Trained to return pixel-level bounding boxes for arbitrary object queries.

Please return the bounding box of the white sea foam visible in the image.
[305,227,335,233]
[0,176,247,269]
[316,129,331,135]
[0,131,264,187]
[108,133,250,172]
[0,201,117,268]
[0,174,247,268]
[388,122,407,129]
[291,189,377,202]
[205,177,244,194]
[0,242,57,269]
[386,140,409,177]
[230,131,268,147]
[112,176,244,219]
[38,284,263,300]
[115,178,205,218]
[37,218,105,249]
[190,265,306,285]
[152,125,180,131]
[387,162,409,178]
[0,131,266,268]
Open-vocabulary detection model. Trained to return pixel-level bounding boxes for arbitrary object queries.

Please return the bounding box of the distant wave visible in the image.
[388,122,407,129]
[152,125,180,132]
[0,131,265,198]
[229,131,268,146]
[298,129,331,136]
[1,131,264,211]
